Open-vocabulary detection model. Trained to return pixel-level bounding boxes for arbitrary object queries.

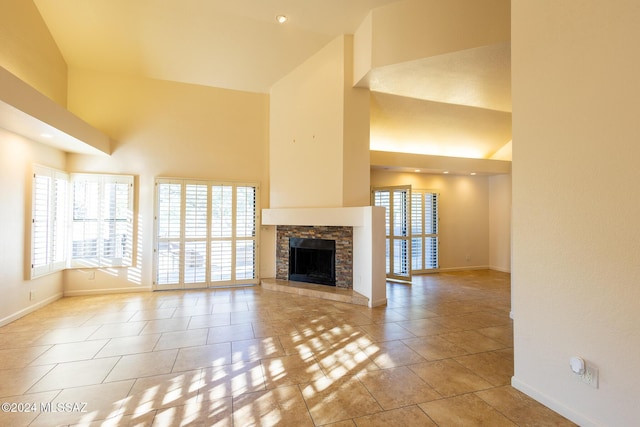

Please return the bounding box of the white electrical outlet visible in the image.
[580,365,599,388]
[29,290,36,301]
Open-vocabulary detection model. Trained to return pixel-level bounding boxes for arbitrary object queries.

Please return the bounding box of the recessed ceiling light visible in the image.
[470,172,477,176]
[40,133,53,138]
[443,171,449,174]
[276,15,288,24]
[414,169,421,173]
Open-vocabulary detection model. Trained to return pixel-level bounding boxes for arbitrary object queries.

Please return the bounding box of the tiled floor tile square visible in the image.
[121,370,203,415]
[198,361,266,399]
[187,313,230,330]
[358,322,417,342]
[35,325,100,345]
[231,337,286,363]
[357,366,440,409]
[402,335,469,361]
[152,397,233,427]
[96,334,161,358]
[316,344,379,380]
[206,323,254,344]
[139,317,191,335]
[154,329,208,351]
[0,390,59,427]
[363,340,426,369]
[300,375,382,425]
[130,308,176,322]
[30,380,135,427]
[261,353,325,389]
[82,311,137,326]
[440,330,507,353]
[30,339,109,365]
[409,359,493,397]
[476,386,577,426]
[105,350,179,382]
[29,357,120,392]
[455,350,514,386]
[233,386,314,426]
[89,321,147,339]
[353,405,437,426]
[419,393,516,426]
[172,343,232,372]
[0,345,51,369]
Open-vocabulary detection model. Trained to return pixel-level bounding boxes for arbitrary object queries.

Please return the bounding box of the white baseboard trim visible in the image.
[511,376,604,427]
[0,293,63,327]
[437,265,490,272]
[64,287,152,297]
[489,265,511,273]
[370,298,387,308]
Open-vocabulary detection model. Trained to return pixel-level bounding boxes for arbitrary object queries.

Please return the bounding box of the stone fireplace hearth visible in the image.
[276,225,353,289]
[262,206,387,308]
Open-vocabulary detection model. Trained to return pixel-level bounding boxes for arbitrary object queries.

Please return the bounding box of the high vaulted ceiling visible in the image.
[33,0,512,164]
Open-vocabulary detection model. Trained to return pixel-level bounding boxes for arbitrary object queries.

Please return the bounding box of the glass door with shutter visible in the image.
[411,190,439,273]
[372,186,412,282]
[154,179,259,290]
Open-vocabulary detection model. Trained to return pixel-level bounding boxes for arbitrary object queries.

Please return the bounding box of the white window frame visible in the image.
[31,165,68,278]
[70,173,134,268]
[153,178,260,290]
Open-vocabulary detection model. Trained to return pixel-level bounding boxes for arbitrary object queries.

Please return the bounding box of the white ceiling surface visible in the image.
[32,0,512,164]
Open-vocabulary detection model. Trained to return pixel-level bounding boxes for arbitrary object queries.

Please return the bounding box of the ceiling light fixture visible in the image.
[276,15,288,24]
[470,172,477,176]
[414,169,421,173]
[443,171,449,174]
[40,133,53,138]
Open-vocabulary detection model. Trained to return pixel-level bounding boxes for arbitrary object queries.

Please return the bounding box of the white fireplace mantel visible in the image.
[261,206,387,307]
[262,207,367,227]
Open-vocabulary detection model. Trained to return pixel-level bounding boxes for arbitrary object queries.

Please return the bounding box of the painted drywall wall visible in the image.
[64,69,270,294]
[0,0,67,106]
[354,0,510,85]
[370,170,490,271]
[512,1,640,425]
[0,128,66,325]
[270,35,370,208]
[341,36,371,208]
[489,174,511,272]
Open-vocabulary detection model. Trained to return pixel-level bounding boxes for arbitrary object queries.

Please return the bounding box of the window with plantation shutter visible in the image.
[31,165,68,278]
[154,178,259,289]
[70,174,134,268]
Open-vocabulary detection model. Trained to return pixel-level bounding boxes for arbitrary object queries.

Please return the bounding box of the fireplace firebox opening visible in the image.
[289,237,336,286]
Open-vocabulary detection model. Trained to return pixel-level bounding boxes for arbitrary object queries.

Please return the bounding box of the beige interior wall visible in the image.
[0,128,66,324]
[370,170,490,271]
[512,1,640,425]
[0,0,67,106]
[64,68,270,293]
[269,35,348,208]
[341,36,371,207]
[363,0,510,73]
[0,0,69,324]
[489,174,511,272]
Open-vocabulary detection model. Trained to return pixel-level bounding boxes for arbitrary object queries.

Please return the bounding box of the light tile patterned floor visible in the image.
[0,271,576,426]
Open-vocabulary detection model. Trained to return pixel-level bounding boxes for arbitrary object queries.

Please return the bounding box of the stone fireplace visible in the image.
[262,207,387,307]
[276,225,353,289]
